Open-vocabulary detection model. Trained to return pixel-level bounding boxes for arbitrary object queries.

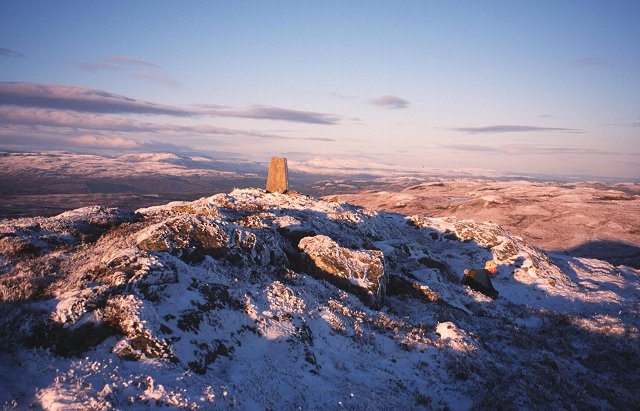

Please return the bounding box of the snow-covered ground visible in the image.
[0,188,638,409]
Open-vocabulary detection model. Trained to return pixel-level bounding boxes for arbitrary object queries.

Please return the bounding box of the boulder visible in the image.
[298,235,387,308]
[137,215,228,263]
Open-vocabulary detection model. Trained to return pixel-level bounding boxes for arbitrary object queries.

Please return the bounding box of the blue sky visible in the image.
[1,1,639,179]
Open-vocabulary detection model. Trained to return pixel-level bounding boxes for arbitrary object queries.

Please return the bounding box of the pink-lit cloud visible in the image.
[443,143,623,156]
[452,125,585,134]
[130,72,181,87]
[0,82,343,125]
[0,82,191,116]
[0,128,193,153]
[0,106,159,132]
[68,134,141,149]
[370,95,410,109]
[208,105,342,125]
[75,55,159,71]
[0,106,336,142]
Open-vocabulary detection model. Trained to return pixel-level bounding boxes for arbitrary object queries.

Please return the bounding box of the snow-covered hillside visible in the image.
[1,189,638,409]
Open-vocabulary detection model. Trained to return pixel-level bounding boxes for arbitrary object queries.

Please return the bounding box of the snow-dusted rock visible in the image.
[136,214,229,263]
[298,235,387,308]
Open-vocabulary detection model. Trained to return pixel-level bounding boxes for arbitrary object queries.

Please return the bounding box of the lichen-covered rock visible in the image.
[298,235,387,308]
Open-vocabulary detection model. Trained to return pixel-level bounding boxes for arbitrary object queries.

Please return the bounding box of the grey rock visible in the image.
[298,235,387,308]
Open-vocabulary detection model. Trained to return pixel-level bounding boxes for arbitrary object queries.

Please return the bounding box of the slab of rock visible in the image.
[266,157,289,193]
[298,235,387,308]
[136,215,228,263]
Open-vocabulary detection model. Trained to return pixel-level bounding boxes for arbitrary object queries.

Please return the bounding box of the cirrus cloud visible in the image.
[74,55,181,87]
[370,95,410,109]
[207,105,342,125]
[452,125,585,134]
[0,47,24,58]
[443,143,623,156]
[74,55,159,72]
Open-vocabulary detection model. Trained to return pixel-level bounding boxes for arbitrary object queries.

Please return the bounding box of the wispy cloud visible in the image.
[103,55,158,68]
[68,134,142,149]
[0,47,24,58]
[0,106,168,132]
[370,95,410,109]
[452,125,585,134]
[0,128,193,152]
[444,143,621,156]
[74,55,181,87]
[604,122,640,128]
[0,82,192,116]
[130,72,181,87]
[0,106,336,143]
[75,55,159,71]
[206,105,342,125]
[0,82,344,127]
[444,144,500,153]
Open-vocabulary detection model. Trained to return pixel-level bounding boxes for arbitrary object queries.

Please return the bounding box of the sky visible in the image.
[1,1,639,179]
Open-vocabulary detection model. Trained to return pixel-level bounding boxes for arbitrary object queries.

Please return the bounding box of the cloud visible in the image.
[0,82,192,116]
[0,82,343,126]
[75,56,181,87]
[444,143,621,156]
[0,106,163,132]
[103,55,158,68]
[130,72,181,87]
[68,134,141,149]
[604,122,640,128]
[0,47,24,58]
[0,106,336,143]
[0,128,193,153]
[329,92,359,100]
[444,144,500,153]
[370,95,410,109]
[207,105,342,125]
[452,125,585,134]
[75,55,159,71]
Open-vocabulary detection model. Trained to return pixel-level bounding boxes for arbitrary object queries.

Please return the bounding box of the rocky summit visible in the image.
[0,188,638,409]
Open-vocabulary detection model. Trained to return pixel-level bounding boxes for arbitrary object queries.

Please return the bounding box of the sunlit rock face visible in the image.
[298,235,387,309]
[0,188,638,410]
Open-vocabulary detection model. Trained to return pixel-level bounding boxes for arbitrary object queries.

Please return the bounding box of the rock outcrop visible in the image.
[298,235,387,308]
[0,188,638,410]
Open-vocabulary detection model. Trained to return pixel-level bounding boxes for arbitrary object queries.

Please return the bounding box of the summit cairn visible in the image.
[266,157,289,193]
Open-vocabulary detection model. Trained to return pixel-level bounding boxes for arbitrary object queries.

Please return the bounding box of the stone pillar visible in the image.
[266,157,289,193]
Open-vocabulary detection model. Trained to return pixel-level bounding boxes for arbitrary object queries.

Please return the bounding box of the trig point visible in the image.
[266,157,289,193]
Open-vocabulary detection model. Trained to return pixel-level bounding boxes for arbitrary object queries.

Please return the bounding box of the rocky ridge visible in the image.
[0,188,638,409]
